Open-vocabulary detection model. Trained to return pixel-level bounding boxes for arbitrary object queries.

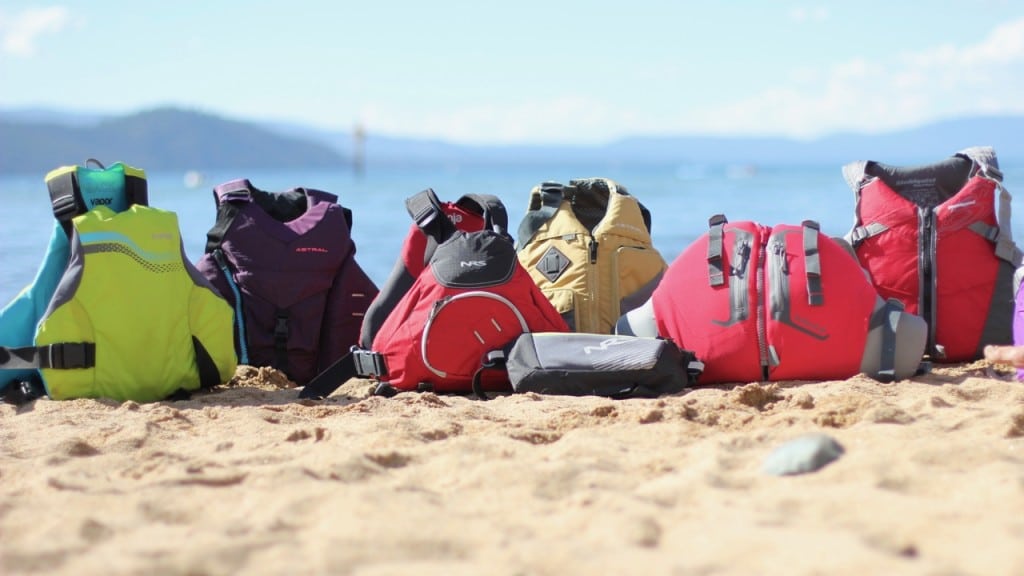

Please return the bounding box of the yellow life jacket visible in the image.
[515,178,667,334]
[20,205,236,401]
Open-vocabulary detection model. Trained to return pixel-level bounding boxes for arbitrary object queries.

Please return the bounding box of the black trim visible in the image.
[191,336,221,388]
[516,182,563,249]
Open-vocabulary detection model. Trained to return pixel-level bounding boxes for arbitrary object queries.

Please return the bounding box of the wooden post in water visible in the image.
[352,122,366,176]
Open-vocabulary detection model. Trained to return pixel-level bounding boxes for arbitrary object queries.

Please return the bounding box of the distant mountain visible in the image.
[265,115,1024,167]
[3,107,1023,175]
[0,107,346,174]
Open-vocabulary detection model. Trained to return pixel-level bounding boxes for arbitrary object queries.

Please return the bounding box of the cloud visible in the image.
[789,6,829,23]
[0,6,71,57]
[359,97,630,145]
[690,17,1024,137]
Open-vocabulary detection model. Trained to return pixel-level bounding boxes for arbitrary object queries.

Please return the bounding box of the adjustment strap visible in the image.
[0,342,95,371]
[407,188,458,244]
[869,298,904,383]
[849,222,888,246]
[802,220,823,306]
[515,182,564,249]
[299,346,388,400]
[707,214,728,287]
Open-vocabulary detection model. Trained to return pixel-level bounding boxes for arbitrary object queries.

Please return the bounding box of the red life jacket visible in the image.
[359,190,509,348]
[843,147,1022,362]
[300,189,567,399]
[646,216,910,384]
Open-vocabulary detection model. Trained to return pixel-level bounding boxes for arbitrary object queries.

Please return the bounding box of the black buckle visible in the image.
[47,343,95,369]
[352,348,387,378]
[51,193,80,222]
[274,314,289,343]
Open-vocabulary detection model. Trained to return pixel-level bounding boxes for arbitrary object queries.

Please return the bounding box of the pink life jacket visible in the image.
[843,147,1022,362]
[619,216,926,384]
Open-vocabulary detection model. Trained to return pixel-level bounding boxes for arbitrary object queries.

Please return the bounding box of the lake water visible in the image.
[3,160,1024,305]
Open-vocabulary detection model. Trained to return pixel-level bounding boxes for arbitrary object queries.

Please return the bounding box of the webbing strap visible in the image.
[707,214,728,287]
[0,342,96,371]
[471,349,507,401]
[299,348,388,399]
[869,299,904,383]
[802,220,823,306]
[849,222,889,245]
[515,182,564,249]
[407,188,458,245]
[204,198,245,253]
[46,172,81,238]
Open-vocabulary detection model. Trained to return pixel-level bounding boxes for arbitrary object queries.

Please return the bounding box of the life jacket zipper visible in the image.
[756,232,770,380]
[212,248,249,364]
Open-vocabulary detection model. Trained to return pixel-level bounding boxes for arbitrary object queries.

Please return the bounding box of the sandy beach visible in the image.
[3,360,1024,575]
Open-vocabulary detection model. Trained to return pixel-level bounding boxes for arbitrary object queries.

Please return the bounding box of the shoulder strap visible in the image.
[299,348,388,400]
[516,182,564,249]
[204,179,253,253]
[406,188,458,244]
[46,169,83,238]
[707,214,728,287]
[802,220,823,305]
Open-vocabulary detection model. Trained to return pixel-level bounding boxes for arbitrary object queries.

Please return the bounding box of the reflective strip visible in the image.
[421,291,530,379]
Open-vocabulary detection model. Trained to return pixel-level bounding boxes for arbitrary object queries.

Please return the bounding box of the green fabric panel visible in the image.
[36,206,235,401]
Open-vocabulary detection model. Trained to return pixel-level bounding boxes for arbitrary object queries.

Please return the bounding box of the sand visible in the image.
[3,361,1024,576]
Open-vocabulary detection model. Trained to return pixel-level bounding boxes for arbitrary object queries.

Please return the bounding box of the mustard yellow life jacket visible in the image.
[515,178,667,334]
[1,205,237,402]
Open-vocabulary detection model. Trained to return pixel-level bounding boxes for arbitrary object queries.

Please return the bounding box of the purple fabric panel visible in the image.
[208,196,363,384]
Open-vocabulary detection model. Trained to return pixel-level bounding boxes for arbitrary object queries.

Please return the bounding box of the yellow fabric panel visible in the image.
[517,181,667,334]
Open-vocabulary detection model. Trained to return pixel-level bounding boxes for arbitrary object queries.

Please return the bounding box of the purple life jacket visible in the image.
[196,179,378,385]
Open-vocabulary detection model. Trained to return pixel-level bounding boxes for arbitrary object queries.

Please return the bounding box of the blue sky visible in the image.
[1,1,1023,144]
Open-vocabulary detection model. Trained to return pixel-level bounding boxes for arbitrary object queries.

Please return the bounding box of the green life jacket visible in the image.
[3,205,237,402]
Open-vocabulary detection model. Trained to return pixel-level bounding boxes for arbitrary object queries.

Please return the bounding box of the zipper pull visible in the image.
[589,239,599,263]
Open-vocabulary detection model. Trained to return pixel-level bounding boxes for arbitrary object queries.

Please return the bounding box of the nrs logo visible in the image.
[583,337,629,355]
[448,214,463,224]
[89,197,112,206]
[460,260,486,267]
